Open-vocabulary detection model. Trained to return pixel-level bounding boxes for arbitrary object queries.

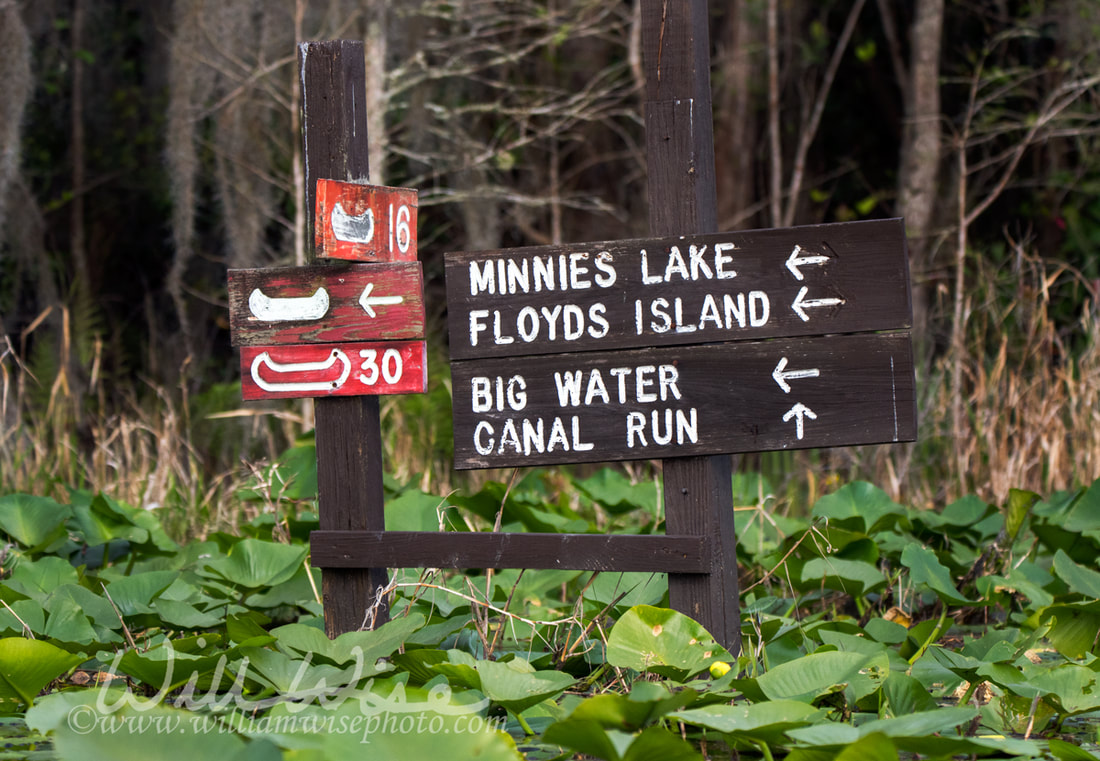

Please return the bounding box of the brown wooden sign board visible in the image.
[451,332,915,469]
[228,262,425,346]
[446,219,910,360]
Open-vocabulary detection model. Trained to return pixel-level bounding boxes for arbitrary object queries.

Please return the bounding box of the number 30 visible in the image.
[358,348,403,385]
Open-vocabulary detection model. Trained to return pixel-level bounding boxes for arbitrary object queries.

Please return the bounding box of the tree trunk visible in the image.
[714,0,756,230]
[897,0,944,352]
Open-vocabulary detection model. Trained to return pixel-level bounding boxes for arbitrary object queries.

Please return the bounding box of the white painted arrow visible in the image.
[785,244,830,281]
[783,403,817,440]
[772,357,820,393]
[358,283,405,318]
[248,287,329,322]
[791,286,845,322]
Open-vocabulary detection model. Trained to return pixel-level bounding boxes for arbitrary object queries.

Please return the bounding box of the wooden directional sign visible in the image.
[228,262,425,346]
[240,340,427,401]
[451,332,915,469]
[446,219,910,360]
[316,179,417,262]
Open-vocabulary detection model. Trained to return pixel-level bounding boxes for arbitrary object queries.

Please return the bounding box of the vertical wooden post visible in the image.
[299,40,390,636]
[641,0,741,653]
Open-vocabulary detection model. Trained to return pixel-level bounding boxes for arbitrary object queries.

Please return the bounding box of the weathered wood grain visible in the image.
[641,0,739,654]
[310,531,709,573]
[228,262,425,346]
[300,39,389,635]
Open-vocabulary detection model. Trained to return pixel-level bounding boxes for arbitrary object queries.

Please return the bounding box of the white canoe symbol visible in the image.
[331,202,375,244]
[248,287,329,322]
[251,349,351,393]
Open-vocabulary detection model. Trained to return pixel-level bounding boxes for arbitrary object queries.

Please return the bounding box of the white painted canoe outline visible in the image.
[248,287,329,322]
[331,202,375,244]
[251,349,351,393]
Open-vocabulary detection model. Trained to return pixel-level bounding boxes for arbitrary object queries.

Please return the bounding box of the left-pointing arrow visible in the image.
[248,287,329,322]
[359,283,405,318]
[782,402,817,440]
[791,286,845,322]
[785,245,830,281]
[772,357,821,393]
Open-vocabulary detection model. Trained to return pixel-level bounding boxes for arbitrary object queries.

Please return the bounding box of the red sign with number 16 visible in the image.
[315,179,417,262]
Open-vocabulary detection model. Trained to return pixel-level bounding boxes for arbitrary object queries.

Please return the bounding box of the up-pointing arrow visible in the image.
[783,403,817,440]
[791,286,845,322]
[772,357,820,393]
[785,245,830,281]
[359,283,405,318]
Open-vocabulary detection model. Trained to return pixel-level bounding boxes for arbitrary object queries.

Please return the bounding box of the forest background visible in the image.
[2,0,1100,535]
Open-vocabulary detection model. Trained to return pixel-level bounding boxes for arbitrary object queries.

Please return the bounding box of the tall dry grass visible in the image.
[843,238,1100,508]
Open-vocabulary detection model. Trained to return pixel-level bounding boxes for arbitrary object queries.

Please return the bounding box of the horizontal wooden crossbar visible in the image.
[310,531,709,573]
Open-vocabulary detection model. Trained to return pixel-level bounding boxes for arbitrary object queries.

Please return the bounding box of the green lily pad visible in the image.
[202,538,307,589]
[606,605,729,681]
[0,638,85,712]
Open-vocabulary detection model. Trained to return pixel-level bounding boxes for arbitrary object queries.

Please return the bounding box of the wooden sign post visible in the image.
[228,41,429,638]
[308,2,917,653]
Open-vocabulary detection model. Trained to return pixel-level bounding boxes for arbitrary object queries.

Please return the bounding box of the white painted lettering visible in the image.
[593,252,617,287]
[715,242,737,279]
[522,418,545,455]
[689,244,714,280]
[547,417,569,451]
[498,419,521,454]
[610,367,631,403]
[699,293,721,329]
[636,365,657,403]
[650,298,671,333]
[677,408,699,444]
[493,311,514,344]
[584,369,609,405]
[554,371,583,407]
[532,256,555,291]
[506,258,529,294]
[724,293,746,328]
[640,249,662,285]
[674,298,697,333]
[652,409,674,445]
[563,305,584,340]
[572,417,593,451]
[470,309,490,345]
[588,303,609,339]
[569,252,591,289]
[474,421,494,455]
[664,246,689,281]
[626,412,647,448]
[517,306,539,342]
[658,365,682,401]
[471,377,492,412]
[470,261,494,295]
[540,305,562,341]
[749,290,770,327]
